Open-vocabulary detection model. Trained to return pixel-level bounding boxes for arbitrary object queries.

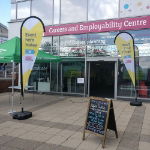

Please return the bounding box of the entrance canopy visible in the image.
[0,37,61,63]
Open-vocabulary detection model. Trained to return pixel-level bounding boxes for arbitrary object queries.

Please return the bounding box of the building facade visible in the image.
[0,23,8,43]
[9,0,150,101]
[0,23,8,76]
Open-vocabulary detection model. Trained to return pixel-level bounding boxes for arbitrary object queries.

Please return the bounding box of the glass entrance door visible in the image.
[62,61,85,94]
[90,61,115,98]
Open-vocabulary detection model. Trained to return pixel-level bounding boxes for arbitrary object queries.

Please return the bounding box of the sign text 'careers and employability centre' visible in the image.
[44,16,150,36]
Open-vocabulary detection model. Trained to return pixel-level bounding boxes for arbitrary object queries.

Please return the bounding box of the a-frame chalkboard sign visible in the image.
[83,97,118,148]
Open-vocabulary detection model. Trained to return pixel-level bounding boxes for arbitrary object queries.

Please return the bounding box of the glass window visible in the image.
[11,4,16,20]
[117,57,150,99]
[60,34,87,57]
[41,36,59,55]
[87,32,118,57]
[117,29,150,99]
[54,0,60,24]
[138,57,150,98]
[62,61,84,93]
[117,60,135,98]
[16,0,26,1]
[51,63,58,91]
[41,37,52,53]
[11,0,16,3]
[53,36,59,55]
[61,0,87,24]
[17,1,30,19]
[29,63,50,92]
[126,30,150,57]
[32,0,53,25]
[88,0,119,21]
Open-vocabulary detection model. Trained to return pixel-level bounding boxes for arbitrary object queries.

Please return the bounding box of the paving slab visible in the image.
[0,93,149,150]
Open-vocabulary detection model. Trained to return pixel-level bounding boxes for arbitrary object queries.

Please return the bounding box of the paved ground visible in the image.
[0,92,149,150]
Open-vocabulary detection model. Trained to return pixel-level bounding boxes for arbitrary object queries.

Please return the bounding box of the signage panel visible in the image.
[83,97,118,148]
[44,16,150,36]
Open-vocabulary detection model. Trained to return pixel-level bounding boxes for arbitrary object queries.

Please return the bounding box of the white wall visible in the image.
[8,21,22,39]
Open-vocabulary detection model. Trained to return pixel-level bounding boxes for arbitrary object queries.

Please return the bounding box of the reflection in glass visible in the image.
[32,0,53,25]
[62,62,84,93]
[17,1,30,19]
[138,57,150,98]
[61,0,87,24]
[58,63,61,92]
[54,0,60,24]
[53,36,59,55]
[41,36,59,56]
[41,37,52,53]
[117,57,150,99]
[88,0,119,21]
[117,29,150,99]
[16,0,27,1]
[87,32,118,57]
[11,4,16,20]
[127,30,150,56]
[60,34,87,57]
[117,60,135,97]
[11,0,16,3]
[29,63,50,92]
[51,63,58,91]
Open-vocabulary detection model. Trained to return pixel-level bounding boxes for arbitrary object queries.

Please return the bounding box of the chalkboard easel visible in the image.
[83,97,118,148]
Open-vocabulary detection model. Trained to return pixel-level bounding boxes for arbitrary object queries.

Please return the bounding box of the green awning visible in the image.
[0,37,61,63]
[0,37,20,63]
[36,50,61,63]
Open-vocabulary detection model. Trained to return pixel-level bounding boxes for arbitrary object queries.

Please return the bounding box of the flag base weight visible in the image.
[12,109,32,120]
[130,101,142,106]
